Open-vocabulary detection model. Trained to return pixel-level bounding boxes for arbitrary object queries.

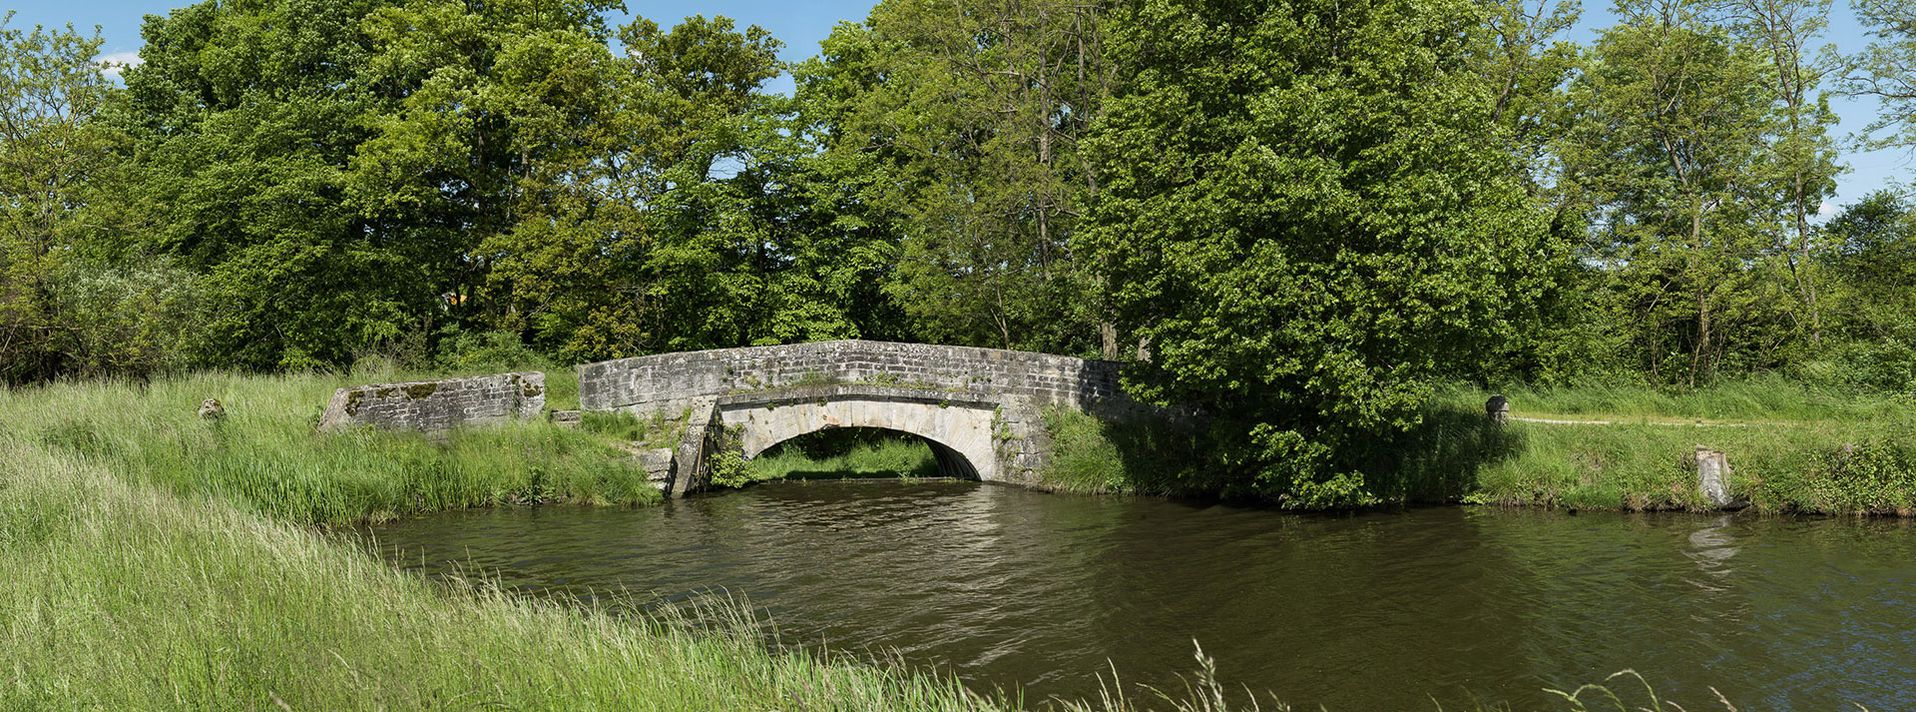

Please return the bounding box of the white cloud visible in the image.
[1818,200,1837,217]
[99,51,143,80]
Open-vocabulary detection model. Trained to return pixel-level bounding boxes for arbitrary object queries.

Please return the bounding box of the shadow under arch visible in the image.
[746,425,982,481]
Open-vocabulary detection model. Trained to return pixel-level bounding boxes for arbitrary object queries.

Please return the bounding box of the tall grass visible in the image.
[0,372,656,525]
[1450,374,1907,423]
[1037,408,1203,496]
[1443,383,1916,514]
[0,437,1012,710]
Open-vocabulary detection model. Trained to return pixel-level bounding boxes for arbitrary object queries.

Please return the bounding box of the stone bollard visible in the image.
[198,398,227,422]
[1485,395,1510,425]
[1695,446,1744,510]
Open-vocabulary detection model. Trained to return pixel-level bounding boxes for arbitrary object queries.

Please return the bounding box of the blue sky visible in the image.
[6,0,1909,207]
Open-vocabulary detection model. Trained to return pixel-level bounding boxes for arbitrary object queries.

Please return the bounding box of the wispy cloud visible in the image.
[99,51,142,80]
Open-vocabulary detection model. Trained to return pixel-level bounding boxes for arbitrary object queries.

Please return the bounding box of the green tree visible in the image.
[1480,0,1582,183]
[1083,0,1559,504]
[121,0,424,370]
[1474,0,1618,384]
[1560,0,1783,384]
[0,16,121,382]
[349,0,623,342]
[1731,0,1842,346]
[1848,0,1916,151]
[1819,191,1916,389]
[472,14,885,360]
[796,0,1115,355]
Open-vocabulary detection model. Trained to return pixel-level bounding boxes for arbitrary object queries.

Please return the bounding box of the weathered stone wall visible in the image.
[578,341,1138,496]
[318,372,547,433]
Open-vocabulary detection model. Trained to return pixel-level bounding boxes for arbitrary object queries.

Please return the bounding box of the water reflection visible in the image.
[364,481,1916,711]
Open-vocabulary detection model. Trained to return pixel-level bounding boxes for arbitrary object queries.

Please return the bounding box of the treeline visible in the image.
[6,0,1916,503]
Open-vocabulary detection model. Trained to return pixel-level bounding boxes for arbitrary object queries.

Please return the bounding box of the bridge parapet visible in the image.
[580,340,1123,417]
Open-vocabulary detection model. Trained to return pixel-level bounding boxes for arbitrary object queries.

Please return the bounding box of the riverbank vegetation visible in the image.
[1039,381,1916,515]
[0,370,654,526]
[0,436,1007,710]
[9,0,1916,501]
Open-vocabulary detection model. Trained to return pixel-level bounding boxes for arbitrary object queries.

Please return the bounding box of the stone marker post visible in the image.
[1486,395,1510,425]
[1696,446,1736,509]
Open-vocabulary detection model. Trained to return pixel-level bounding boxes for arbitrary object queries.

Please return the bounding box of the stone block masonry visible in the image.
[318,372,547,433]
[578,340,1128,418]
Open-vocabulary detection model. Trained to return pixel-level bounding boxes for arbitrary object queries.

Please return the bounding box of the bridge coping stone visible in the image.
[578,340,1124,416]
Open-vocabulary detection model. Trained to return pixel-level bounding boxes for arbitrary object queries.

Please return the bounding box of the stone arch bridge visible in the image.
[577,340,1139,497]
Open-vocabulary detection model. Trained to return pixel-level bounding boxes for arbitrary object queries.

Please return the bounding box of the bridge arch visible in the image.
[719,388,998,483]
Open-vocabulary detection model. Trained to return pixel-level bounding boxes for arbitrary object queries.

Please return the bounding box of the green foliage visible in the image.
[0,0,1913,511]
[435,329,555,374]
[1848,0,1916,152]
[1038,407,1202,496]
[50,260,212,379]
[582,410,685,449]
[0,17,134,383]
[1082,0,1562,503]
[795,0,1114,355]
[115,0,431,371]
[707,427,752,490]
[1763,434,1916,514]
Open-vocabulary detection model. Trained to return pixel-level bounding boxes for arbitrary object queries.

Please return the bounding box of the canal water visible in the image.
[364,480,1916,710]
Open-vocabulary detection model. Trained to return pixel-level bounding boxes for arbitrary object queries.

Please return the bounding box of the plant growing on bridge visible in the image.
[707,424,753,489]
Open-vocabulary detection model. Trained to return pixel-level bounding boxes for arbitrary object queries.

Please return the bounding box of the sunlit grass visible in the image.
[0,371,656,526]
[1439,382,1916,514]
[1444,374,1906,424]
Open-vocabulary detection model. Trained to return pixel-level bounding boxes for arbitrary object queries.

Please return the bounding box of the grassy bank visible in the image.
[1438,382,1916,515]
[0,371,655,526]
[1037,380,1916,516]
[0,436,1013,710]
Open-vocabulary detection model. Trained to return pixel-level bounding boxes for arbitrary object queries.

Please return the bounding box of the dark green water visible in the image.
[365,480,1916,710]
